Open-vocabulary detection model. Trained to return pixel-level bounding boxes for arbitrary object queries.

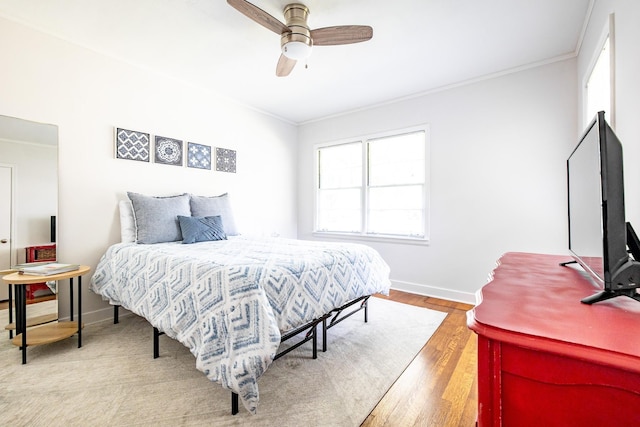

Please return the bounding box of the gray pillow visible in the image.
[178,215,227,244]
[127,192,191,244]
[189,193,239,235]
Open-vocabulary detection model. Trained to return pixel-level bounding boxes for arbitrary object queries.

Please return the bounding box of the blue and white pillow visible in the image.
[178,215,227,244]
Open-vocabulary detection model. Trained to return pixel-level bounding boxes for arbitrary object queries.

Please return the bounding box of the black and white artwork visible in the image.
[187,142,212,170]
[115,128,150,162]
[154,136,183,166]
[215,147,236,173]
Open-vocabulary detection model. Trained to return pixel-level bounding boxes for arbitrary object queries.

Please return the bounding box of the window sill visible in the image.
[311,231,430,246]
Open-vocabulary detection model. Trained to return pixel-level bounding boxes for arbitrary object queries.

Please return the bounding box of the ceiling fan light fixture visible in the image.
[282,40,312,60]
[228,1,373,77]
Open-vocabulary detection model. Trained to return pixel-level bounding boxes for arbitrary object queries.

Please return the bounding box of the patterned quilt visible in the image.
[90,236,391,413]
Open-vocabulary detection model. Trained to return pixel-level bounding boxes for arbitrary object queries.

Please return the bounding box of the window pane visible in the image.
[368,209,424,236]
[368,185,424,236]
[586,36,610,121]
[319,143,362,189]
[369,131,425,186]
[317,188,361,232]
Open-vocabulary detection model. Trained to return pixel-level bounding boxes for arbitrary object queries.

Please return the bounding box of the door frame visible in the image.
[0,163,17,268]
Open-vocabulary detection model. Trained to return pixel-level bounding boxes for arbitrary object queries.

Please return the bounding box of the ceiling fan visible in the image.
[227,0,373,77]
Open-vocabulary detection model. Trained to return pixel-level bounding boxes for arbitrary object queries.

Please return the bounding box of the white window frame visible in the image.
[583,13,615,129]
[313,124,430,245]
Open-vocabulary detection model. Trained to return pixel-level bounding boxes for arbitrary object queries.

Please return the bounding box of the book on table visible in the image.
[17,263,80,276]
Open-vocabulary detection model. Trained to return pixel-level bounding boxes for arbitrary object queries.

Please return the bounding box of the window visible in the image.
[585,36,611,120]
[584,14,615,127]
[315,126,429,242]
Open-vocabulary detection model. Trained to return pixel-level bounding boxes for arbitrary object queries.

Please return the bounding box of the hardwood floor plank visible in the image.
[460,375,479,426]
[363,291,477,427]
[435,332,477,426]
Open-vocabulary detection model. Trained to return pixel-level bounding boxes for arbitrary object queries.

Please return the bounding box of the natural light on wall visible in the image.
[315,126,429,242]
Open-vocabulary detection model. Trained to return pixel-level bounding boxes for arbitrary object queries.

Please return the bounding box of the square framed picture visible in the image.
[187,142,212,170]
[154,136,183,166]
[215,147,236,173]
[115,128,150,162]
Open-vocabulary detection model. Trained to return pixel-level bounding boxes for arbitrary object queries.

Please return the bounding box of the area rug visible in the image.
[0,297,446,426]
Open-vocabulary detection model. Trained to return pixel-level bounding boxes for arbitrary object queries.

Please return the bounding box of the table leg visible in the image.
[69,278,74,321]
[15,285,27,364]
[8,284,13,339]
[77,276,82,348]
[14,285,21,336]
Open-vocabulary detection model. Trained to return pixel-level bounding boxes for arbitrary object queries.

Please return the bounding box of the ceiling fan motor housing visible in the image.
[281,3,312,59]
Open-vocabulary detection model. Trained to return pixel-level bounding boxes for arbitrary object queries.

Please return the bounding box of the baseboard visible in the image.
[391,280,476,305]
[58,305,133,325]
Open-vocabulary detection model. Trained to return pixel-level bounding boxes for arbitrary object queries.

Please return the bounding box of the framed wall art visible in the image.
[115,128,150,162]
[187,142,212,170]
[215,147,236,173]
[154,136,183,166]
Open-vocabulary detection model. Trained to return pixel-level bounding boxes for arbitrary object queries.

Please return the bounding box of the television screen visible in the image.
[567,119,604,282]
[566,111,640,304]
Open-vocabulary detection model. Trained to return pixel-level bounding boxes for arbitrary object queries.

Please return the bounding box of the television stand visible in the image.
[559,253,640,304]
[467,252,640,426]
[581,288,640,304]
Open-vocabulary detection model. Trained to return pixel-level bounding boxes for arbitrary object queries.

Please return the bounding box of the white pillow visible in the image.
[119,200,136,243]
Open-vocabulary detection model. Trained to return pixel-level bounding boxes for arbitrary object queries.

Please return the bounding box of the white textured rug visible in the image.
[0,297,446,426]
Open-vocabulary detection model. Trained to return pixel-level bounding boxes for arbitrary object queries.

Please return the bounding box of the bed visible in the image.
[89,192,391,414]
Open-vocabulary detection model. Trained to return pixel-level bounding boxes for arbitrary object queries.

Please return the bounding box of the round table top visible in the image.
[2,265,91,285]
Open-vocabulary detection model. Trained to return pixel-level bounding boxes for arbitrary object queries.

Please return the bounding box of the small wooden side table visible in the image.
[2,265,91,364]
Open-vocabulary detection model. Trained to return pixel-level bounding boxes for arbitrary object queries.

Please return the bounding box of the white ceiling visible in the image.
[0,0,592,124]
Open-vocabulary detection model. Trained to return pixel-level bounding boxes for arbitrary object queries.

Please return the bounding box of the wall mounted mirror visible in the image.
[0,115,58,314]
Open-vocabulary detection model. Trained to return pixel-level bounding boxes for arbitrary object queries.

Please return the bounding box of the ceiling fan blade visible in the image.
[310,25,373,46]
[227,0,290,35]
[276,54,296,77]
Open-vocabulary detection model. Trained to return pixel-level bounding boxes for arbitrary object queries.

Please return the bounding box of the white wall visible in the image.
[298,59,578,303]
[0,17,298,322]
[578,1,640,229]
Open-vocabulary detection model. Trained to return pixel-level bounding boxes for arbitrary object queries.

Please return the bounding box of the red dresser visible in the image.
[467,252,640,426]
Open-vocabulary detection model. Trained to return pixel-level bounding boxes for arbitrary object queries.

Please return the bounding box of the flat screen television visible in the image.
[565,111,640,304]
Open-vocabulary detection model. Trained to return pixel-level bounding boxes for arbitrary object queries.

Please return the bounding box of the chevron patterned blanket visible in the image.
[90,236,391,413]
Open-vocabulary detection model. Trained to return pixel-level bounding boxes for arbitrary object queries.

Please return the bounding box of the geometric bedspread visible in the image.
[90,236,391,413]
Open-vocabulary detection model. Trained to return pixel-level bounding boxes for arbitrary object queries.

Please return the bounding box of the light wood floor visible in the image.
[364,290,478,427]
